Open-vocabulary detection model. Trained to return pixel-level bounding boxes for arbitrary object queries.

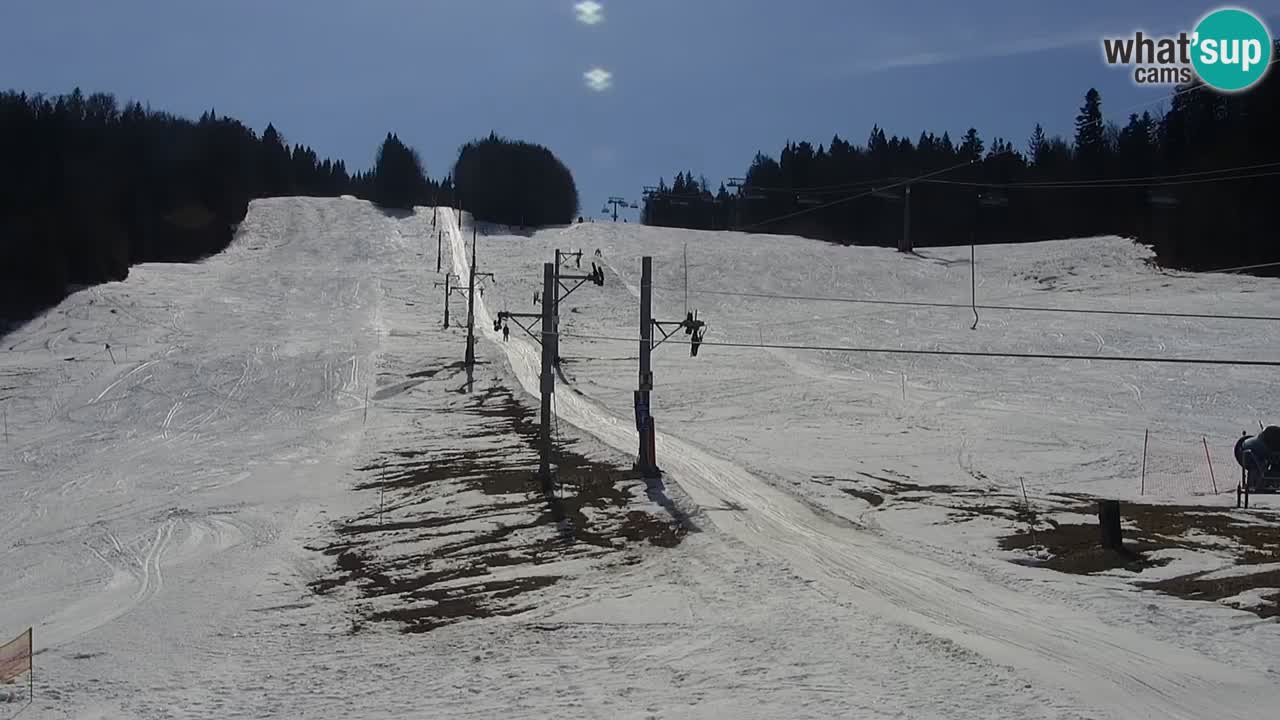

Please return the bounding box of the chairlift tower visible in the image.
[605,196,636,222]
[726,177,759,230]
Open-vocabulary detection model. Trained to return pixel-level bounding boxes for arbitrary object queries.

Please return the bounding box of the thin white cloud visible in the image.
[584,67,613,92]
[575,1,604,26]
[846,29,1105,75]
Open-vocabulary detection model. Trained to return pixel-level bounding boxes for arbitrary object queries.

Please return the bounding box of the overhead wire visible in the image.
[740,159,977,231]
[559,332,1280,368]
[648,286,1280,323]
[735,64,1280,231]
[662,69,1280,330]
[923,168,1280,190]
[743,162,1280,194]
[920,160,1280,188]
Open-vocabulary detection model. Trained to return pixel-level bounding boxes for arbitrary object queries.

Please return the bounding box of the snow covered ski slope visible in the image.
[451,213,1280,719]
[0,198,442,716]
[2,197,1278,719]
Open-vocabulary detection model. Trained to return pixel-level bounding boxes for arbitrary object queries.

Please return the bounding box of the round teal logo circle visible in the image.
[1191,8,1273,92]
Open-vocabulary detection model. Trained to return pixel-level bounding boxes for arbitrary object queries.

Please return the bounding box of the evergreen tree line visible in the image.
[0,89,466,325]
[452,132,580,227]
[350,132,455,212]
[643,44,1280,273]
[0,89,349,320]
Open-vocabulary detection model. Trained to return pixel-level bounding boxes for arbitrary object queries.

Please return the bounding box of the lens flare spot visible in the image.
[574,1,604,26]
[584,67,613,92]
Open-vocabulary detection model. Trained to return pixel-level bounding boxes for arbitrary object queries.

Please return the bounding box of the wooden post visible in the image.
[968,241,979,330]
[1203,437,1218,494]
[1098,500,1122,550]
[899,183,912,252]
[1140,429,1149,495]
[637,257,659,478]
[538,263,556,492]
[464,228,477,368]
[1020,477,1036,546]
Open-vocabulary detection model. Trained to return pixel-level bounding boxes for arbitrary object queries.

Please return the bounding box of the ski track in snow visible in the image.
[446,214,1280,719]
[1,198,1277,719]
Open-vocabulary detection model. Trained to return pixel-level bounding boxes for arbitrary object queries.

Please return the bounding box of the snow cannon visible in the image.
[1234,426,1280,495]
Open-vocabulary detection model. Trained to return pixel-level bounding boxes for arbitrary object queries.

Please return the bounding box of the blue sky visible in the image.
[2,1,1276,219]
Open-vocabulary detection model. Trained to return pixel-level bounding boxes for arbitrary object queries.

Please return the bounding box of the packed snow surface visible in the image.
[2,197,1278,719]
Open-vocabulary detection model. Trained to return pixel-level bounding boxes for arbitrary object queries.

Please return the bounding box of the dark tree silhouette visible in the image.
[369,133,430,210]
[452,132,579,227]
[643,44,1280,275]
[0,88,448,330]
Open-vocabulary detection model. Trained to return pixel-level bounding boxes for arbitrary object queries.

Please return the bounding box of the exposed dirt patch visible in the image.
[311,364,686,633]
[818,468,1280,620]
[1142,569,1280,619]
[842,487,885,507]
[998,500,1280,619]
[1001,522,1177,574]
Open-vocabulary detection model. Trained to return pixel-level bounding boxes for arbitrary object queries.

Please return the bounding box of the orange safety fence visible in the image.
[1138,432,1234,497]
[0,628,31,684]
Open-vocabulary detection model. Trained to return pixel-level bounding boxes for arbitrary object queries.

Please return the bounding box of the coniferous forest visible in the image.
[0,90,579,327]
[643,43,1280,274]
[453,132,580,228]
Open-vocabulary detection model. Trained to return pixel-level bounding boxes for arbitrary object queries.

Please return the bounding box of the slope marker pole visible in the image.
[969,240,979,330]
[1140,429,1149,495]
[1203,437,1218,494]
[1019,477,1036,546]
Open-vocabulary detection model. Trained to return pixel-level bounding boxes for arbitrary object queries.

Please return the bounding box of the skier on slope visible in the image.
[502,324,510,342]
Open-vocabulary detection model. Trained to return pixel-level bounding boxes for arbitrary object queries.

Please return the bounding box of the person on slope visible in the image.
[502,324,510,342]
